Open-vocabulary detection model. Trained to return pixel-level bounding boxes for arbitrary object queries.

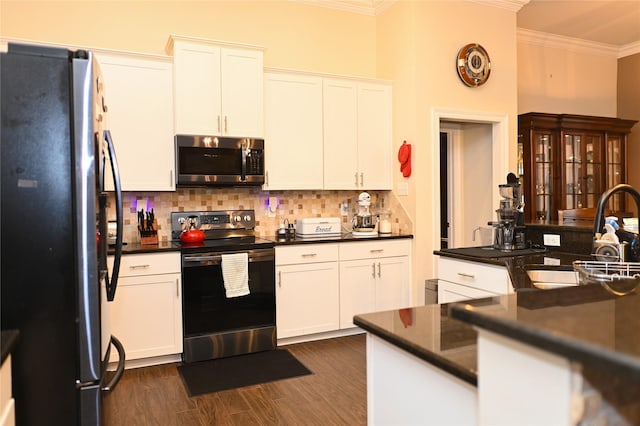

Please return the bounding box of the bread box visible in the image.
[295,217,342,237]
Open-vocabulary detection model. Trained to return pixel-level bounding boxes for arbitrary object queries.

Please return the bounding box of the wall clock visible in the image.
[456,43,491,87]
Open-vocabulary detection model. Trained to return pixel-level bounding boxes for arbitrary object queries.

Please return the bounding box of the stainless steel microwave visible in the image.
[175,135,265,186]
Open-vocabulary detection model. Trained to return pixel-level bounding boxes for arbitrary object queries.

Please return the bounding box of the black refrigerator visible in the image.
[1,43,125,425]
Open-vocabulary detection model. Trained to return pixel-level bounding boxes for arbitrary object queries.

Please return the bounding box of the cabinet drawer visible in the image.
[110,252,181,277]
[276,244,338,265]
[339,239,410,261]
[438,257,509,294]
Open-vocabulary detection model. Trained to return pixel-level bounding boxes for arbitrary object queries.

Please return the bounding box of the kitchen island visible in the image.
[354,283,640,425]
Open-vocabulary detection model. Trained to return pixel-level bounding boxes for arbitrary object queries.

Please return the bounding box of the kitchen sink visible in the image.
[525,268,579,290]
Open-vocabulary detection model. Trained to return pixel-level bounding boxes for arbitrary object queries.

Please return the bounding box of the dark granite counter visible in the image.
[354,303,478,386]
[269,233,413,245]
[113,234,413,255]
[450,285,640,380]
[1,329,19,364]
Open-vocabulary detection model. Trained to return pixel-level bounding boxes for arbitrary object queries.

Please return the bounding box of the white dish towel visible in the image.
[221,253,250,298]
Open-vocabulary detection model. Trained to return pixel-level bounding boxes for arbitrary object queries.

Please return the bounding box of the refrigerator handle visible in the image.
[104,130,123,302]
[102,335,125,392]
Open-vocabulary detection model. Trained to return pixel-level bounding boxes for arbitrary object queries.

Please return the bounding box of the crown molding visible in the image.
[468,0,530,12]
[517,28,619,58]
[618,41,640,59]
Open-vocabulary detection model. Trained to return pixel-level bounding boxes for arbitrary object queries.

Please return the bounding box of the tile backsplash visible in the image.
[107,188,412,244]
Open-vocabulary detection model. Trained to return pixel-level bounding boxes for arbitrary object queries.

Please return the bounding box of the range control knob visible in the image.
[244,215,252,222]
[233,215,242,224]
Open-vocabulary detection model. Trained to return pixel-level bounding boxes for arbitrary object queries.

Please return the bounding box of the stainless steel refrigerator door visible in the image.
[72,51,102,385]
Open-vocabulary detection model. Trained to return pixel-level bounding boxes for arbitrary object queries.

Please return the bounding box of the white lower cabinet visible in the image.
[339,239,411,328]
[275,239,412,339]
[437,257,512,304]
[108,252,182,366]
[275,244,340,339]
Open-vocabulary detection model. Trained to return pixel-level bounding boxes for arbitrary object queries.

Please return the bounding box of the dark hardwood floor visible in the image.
[104,334,367,425]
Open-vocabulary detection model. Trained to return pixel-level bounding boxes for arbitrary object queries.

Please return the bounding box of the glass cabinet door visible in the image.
[533,132,554,220]
[564,132,602,210]
[606,135,624,211]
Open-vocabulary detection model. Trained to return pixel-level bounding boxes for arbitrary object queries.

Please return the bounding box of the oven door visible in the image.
[181,247,276,362]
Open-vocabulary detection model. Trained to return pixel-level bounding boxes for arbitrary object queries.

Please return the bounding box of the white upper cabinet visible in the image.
[357,83,392,190]
[323,79,392,190]
[168,36,264,138]
[264,72,323,189]
[98,52,175,191]
[323,78,359,189]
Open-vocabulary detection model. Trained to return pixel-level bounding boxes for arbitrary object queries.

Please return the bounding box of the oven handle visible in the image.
[182,249,274,266]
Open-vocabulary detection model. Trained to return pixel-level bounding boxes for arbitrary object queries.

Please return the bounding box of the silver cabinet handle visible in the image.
[278,270,282,288]
[170,170,174,187]
[370,249,384,254]
[360,173,364,187]
[129,264,150,270]
[265,171,269,186]
[377,262,381,278]
[301,253,317,258]
[224,116,228,133]
[176,278,179,297]
[372,263,376,278]
[457,272,475,279]
[355,172,359,187]
[217,115,221,132]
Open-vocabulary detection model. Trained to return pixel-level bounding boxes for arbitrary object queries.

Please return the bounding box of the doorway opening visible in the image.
[431,110,509,258]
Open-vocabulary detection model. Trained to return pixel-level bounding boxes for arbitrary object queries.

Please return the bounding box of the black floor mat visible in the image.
[177,349,312,396]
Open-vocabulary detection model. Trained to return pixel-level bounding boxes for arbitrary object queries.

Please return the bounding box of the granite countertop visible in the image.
[115,233,413,255]
[450,284,640,381]
[353,303,478,386]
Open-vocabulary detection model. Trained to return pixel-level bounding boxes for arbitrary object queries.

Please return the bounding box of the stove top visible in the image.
[179,236,274,253]
[171,210,274,253]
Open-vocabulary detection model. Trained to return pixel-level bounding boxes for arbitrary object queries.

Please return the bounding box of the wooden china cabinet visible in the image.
[518,113,637,222]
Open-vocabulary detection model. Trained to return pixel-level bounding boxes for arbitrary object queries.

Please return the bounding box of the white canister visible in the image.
[379,211,392,234]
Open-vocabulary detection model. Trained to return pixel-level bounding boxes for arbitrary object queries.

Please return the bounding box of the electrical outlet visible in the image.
[543,234,561,246]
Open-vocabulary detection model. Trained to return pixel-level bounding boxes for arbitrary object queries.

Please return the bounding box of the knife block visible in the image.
[138,219,158,245]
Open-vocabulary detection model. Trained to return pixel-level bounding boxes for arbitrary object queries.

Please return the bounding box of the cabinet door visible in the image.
[173,42,221,136]
[531,130,556,221]
[339,259,376,328]
[264,73,323,189]
[276,262,339,339]
[323,78,358,189]
[562,132,603,210]
[357,83,392,190]
[220,48,264,138]
[98,53,175,191]
[605,134,626,211]
[109,273,182,362]
[375,256,411,312]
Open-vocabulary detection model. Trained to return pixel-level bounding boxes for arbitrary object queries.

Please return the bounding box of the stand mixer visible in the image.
[352,192,378,237]
[490,176,526,251]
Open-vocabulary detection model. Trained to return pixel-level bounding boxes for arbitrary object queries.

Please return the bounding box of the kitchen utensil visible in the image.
[180,229,205,244]
[352,192,378,236]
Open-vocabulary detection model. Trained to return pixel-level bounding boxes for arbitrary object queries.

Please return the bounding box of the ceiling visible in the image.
[306,0,640,49]
[517,0,640,48]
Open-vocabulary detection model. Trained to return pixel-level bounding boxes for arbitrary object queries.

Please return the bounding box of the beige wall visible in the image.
[618,53,640,195]
[377,1,518,286]
[517,41,618,116]
[0,1,376,77]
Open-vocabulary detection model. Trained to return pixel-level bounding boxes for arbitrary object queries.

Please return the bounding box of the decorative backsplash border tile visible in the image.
[107,188,412,244]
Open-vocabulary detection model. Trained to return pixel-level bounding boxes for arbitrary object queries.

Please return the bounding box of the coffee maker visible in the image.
[490,176,526,251]
[352,192,378,236]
